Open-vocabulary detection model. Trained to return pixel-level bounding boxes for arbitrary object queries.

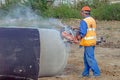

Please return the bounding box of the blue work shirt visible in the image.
[79,16,91,38]
[79,17,89,48]
[79,20,87,38]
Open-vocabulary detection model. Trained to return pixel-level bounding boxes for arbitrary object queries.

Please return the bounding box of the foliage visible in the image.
[21,0,55,13]
[0,0,20,19]
[43,5,80,19]
[92,3,120,20]
[76,0,109,10]
[0,0,120,20]
[0,0,54,13]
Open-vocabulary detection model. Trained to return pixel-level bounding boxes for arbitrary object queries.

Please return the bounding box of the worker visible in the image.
[77,6,100,78]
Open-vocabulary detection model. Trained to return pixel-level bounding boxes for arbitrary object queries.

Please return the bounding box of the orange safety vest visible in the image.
[80,17,96,46]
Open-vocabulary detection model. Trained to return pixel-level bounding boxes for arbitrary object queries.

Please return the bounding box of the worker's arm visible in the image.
[79,20,87,38]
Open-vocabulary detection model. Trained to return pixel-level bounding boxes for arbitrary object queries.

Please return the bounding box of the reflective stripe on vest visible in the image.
[87,28,95,31]
[84,36,96,40]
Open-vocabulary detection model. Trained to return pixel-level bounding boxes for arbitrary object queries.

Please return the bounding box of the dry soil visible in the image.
[39,20,120,80]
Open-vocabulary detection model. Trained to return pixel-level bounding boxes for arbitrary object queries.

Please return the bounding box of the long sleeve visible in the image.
[79,20,88,38]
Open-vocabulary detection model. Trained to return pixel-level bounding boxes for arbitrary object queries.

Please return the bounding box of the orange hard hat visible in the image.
[81,6,91,11]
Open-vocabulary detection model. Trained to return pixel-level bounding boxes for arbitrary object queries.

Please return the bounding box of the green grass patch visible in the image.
[42,5,80,19]
[92,3,120,20]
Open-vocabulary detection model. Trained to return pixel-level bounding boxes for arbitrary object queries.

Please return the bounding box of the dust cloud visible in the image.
[0,5,66,29]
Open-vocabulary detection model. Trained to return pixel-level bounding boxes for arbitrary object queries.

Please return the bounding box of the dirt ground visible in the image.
[39,20,120,80]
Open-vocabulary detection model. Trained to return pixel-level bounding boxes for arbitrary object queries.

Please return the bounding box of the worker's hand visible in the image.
[62,31,74,41]
[77,35,82,40]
